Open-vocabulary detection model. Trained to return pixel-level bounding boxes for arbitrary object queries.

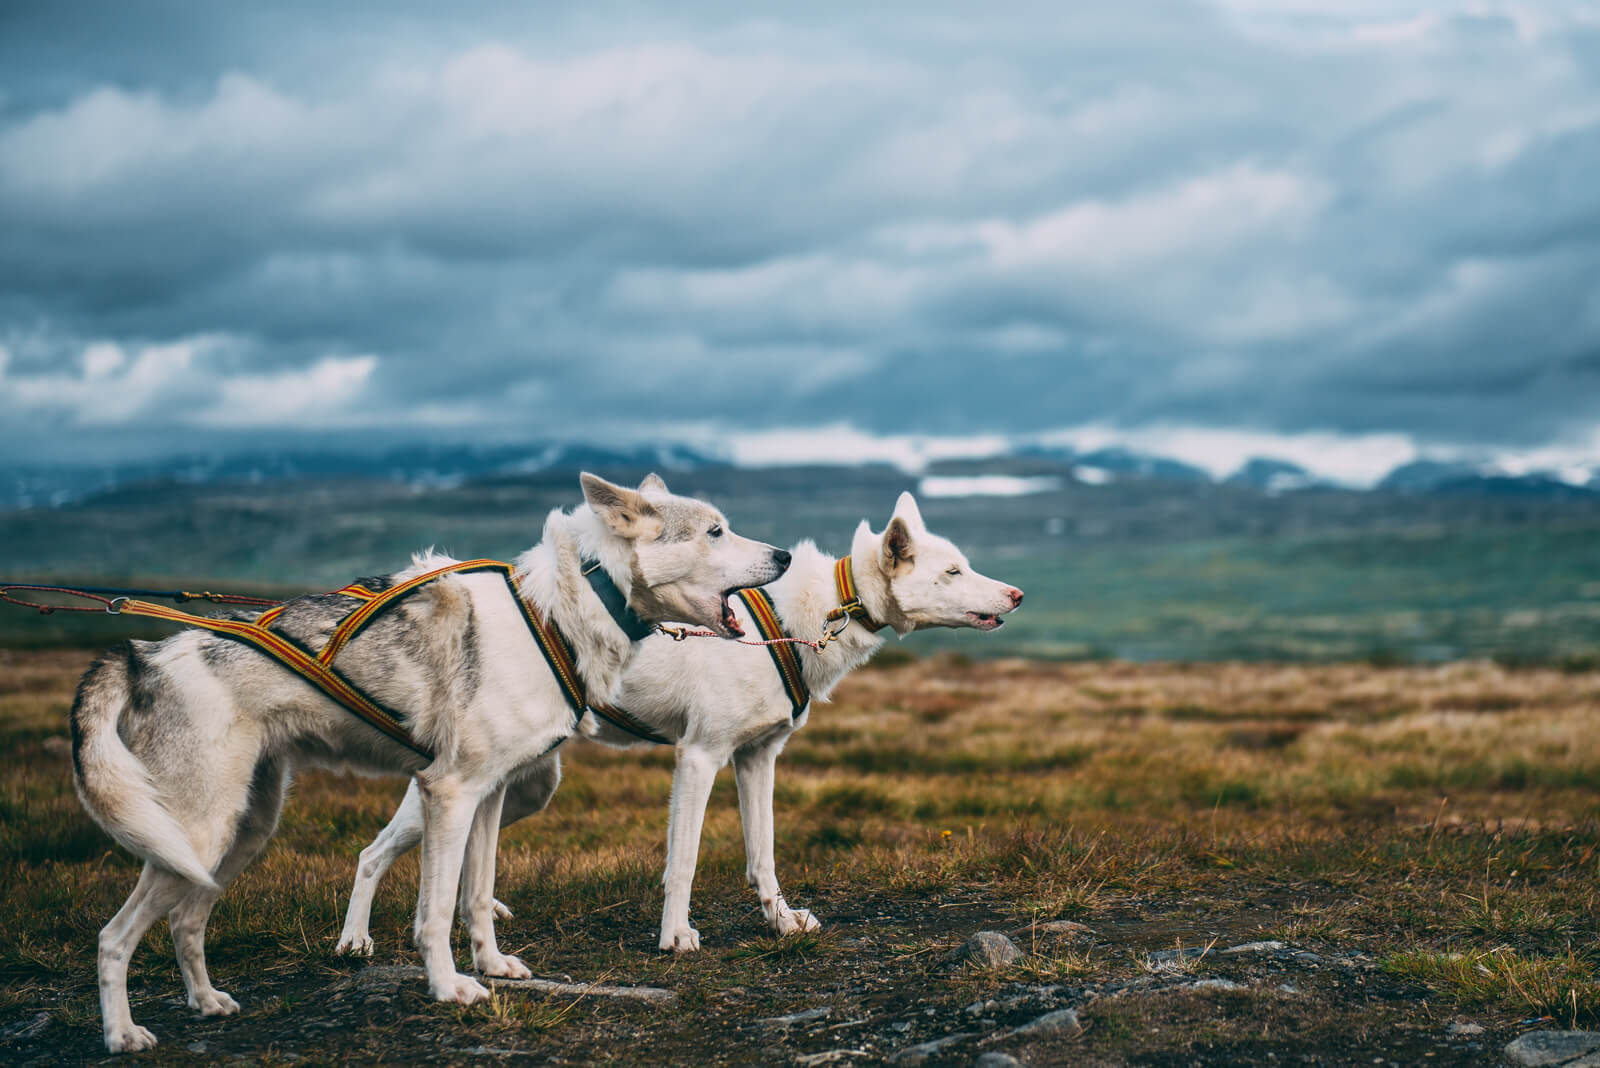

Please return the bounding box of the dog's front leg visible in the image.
[735,739,820,937]
[460,783,530,979]
[414,771,492,1004]
[659,744,720,952]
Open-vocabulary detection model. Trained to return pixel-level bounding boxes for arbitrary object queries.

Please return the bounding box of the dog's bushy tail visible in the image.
[70,643,219,891]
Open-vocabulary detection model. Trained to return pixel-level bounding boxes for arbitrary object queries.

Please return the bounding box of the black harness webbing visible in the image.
[594,584,809,747]
[113,559,614,761]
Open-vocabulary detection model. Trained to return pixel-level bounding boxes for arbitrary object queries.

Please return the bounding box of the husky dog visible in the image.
[336,490,1022,956]
[71,473,789,1053]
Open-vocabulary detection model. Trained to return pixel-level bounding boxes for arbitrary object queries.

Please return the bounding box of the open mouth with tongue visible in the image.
[719,589,745,637]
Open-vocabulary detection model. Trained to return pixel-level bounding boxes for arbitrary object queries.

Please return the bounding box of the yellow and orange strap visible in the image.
[111,559,596,762]
[825,556,887,632]
[735,587,810,718]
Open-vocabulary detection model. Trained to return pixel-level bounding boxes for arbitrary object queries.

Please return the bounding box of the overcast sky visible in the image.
[2,1,1598,480]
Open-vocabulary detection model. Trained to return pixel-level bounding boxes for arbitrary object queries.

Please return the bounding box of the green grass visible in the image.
[1382,948,1600,1028]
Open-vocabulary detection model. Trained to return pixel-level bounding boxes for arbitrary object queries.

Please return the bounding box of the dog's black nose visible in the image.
[772,549,792,570]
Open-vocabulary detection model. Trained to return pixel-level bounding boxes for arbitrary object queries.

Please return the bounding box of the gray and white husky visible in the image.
[70,473,789,1053]
[335,490,1022,957]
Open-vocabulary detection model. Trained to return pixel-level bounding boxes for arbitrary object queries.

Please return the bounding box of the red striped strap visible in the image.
[736,588,810,718]
[824,556,887,632]
[255,581,379,631]
[493,567,589,725]
[318,559,506,665]
[590,703,672,745]
[113,599,434,759]
[112,558,599,762]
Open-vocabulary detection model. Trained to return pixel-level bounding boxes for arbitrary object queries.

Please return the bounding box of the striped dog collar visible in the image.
[824,556,887,633]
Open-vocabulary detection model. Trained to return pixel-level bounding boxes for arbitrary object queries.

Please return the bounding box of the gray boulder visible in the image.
[951,931,1023,969]
[1505,1032,1600,1067]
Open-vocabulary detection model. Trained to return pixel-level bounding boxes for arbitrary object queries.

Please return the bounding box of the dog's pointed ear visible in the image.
[581,472,663,540]
[892,491,925,531]
[881,516,916,577]
[638,472,670,495]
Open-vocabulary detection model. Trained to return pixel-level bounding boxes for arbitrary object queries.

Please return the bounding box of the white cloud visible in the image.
[974,165,1329,275]
[4,337,209,424]
[727,425,1012,473]
[201,355,379,428]
[0,336,378,430]
[1,5,1599,458]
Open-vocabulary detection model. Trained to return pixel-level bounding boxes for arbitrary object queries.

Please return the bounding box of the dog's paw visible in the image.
[492,899,514,921]
[476,952,532,980]
[105,1024,158,1053]
[775,907,821,936]
[659,925,701,953]
[189,989,240,1016]
[335,932,374,957]
[432,972,492,1005]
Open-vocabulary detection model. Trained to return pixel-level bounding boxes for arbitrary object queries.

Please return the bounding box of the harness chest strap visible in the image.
[736,587,810,717]
[588,702,673,745]
[591,583,812,747]
[113,559,600,762]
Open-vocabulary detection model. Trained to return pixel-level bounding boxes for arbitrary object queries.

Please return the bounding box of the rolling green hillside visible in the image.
[3,470,1598,662]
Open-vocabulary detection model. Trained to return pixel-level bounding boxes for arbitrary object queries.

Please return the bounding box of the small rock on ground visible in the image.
[327,964,677,1005]
[949,932,1022,969]
[1222,940,1286,954]
[889,1032,979,1064]
[1007,1008,1084,1040]
[1191,978,1245,991]
[1148,946,1212,962]
[975,1054,1027,1068]
[758,1007,831,1028]
[1505,1031,1600,1068]
[1445,1020,1485,1037]
[1011,919,1092,938]
[0,1013,49,1041]
[794,1052,870,1067]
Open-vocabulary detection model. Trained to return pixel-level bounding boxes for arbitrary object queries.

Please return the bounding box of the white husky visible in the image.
[70,473,789,1053]
[336,490,1022,956]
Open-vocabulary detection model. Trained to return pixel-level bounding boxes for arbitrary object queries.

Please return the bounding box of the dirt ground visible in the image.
[2,648,1597,1065]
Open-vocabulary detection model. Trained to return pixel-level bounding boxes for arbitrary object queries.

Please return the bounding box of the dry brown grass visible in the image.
[1,648,1598,1063]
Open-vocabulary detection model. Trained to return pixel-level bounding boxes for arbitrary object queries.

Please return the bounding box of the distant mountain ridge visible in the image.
[1379,459,1599,498]
[1,442,725,510]
[3,438,1596,511]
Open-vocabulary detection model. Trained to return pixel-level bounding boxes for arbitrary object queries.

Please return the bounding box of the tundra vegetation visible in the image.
[1,647,1596,1065]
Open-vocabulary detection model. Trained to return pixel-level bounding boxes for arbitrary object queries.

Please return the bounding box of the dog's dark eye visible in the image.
[946,566,961,576]
[708,525,723,538]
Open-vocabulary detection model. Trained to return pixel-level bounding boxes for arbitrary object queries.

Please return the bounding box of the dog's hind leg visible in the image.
[736,736,820,938]
[659,744,720,952]
[170,758,289,1017]
[338,781,425,956]
[98,864,194,1053]
[459,783,531,979]
[485,756,562,921]
[339,754,561,954]
[413,771,493,1004]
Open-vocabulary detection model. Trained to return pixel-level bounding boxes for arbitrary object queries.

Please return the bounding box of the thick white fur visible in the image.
[336,492,1022,955]
[72,477,785,1053]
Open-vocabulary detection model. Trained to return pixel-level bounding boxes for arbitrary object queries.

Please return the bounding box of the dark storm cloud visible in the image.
[2,1,1600,464]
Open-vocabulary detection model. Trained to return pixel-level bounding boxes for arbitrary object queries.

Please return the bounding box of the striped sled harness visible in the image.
[109,554,886,756]
[110,559,648,761]
[591,554,888,746]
